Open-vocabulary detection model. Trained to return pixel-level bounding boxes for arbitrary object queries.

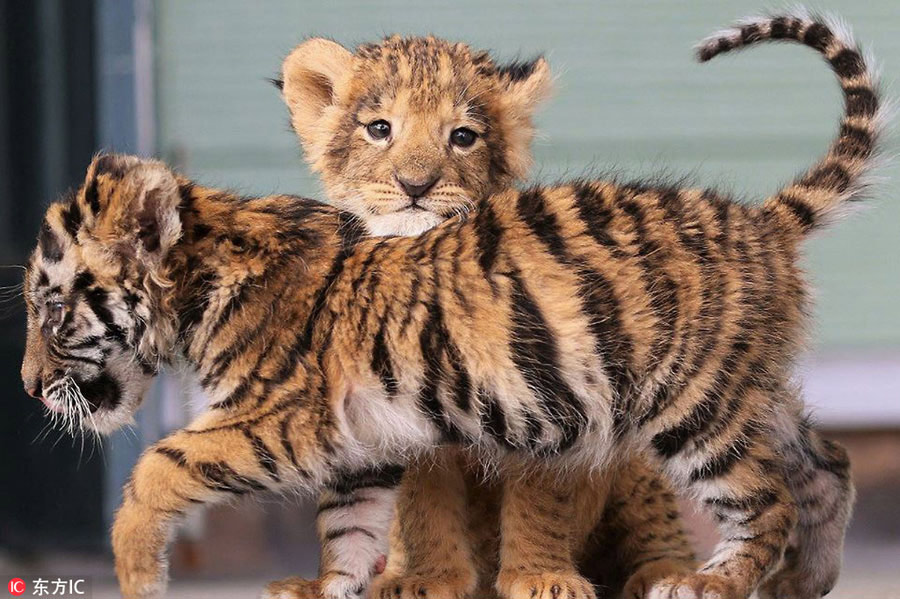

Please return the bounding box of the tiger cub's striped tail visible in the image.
[698,10,886,236]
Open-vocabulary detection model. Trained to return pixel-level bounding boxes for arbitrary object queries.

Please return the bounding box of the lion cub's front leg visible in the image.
[608,459,697,599]
[496,466,596,599]
[370,449,478,599]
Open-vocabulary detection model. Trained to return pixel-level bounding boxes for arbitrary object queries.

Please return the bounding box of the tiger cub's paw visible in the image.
[370,572,474,599]
[496,570,596,599]
[757,572,837,599]
[756,546,839,599]
[645,573,740,599]
[261,576,323,599]
[621,558,697,599]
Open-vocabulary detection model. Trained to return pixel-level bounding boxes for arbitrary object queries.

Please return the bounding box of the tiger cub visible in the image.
[21,10,875,599]
[269,34,694,599]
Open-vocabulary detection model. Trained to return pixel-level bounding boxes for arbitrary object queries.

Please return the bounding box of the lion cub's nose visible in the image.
[395,175,439,198]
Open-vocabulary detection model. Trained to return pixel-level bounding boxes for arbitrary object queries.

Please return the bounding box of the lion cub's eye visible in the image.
[366,120,392,140]
[450,127,478,148]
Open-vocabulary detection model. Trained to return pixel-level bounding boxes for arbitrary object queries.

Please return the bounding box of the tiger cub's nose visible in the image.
[25,379,42,399]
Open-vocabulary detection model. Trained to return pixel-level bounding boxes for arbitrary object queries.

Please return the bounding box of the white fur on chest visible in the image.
[341,384,440,461]
[339,378,619,474]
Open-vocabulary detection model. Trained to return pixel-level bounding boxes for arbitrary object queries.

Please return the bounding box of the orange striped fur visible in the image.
[276,33,695,599]
[20,10,881,599]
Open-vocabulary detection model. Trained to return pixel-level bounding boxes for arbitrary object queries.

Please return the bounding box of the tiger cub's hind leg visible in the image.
[647,386,801,599]
[758,425,854,599]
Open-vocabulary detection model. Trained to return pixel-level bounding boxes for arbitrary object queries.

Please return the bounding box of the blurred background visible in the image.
[0,1,897,597]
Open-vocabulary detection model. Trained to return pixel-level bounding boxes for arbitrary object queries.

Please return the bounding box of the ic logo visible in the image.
[7,578,25,596]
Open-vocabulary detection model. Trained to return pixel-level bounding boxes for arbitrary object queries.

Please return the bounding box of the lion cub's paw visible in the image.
[496,570,596,599]
[370,572,474,599]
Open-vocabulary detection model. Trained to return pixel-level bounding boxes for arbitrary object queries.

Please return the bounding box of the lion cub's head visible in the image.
[279,35,551,236]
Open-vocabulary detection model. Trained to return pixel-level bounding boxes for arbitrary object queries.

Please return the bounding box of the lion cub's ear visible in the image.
[495,57,553,180]
[498,56,553,115]
[280,38,354,148]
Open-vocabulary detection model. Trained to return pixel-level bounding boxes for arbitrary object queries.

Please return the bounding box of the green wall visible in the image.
[155,0,900,350]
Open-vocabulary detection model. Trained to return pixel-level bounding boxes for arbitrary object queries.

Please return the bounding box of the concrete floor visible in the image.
[4,539,899,598]
[8,431,899,597]
[76,541,900,598]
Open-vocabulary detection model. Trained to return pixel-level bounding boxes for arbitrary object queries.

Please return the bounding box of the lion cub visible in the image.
[264,35,695,599]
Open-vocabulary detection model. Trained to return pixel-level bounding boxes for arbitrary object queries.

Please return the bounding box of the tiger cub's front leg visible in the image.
[112,423,300,598]
[264,466,403,599]
[496,465,596,599]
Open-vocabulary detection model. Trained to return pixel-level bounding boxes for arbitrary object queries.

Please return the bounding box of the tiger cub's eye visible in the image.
[47,301,66,328]
[366,120,392,140]
[450,127,478,148]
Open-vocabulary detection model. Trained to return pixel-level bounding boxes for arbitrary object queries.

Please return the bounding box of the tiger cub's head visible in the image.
[21,154,183,434]
[279,35,552,236]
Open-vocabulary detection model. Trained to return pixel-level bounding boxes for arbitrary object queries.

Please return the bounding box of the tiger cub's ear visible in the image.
[77,153,183,267]
[280,38,354,151]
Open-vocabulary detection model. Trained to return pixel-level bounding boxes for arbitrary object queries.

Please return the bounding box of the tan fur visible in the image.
[280,34,551,237]
[373,452,697,599]
[278,34,695,599]
[20,11,877,599]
